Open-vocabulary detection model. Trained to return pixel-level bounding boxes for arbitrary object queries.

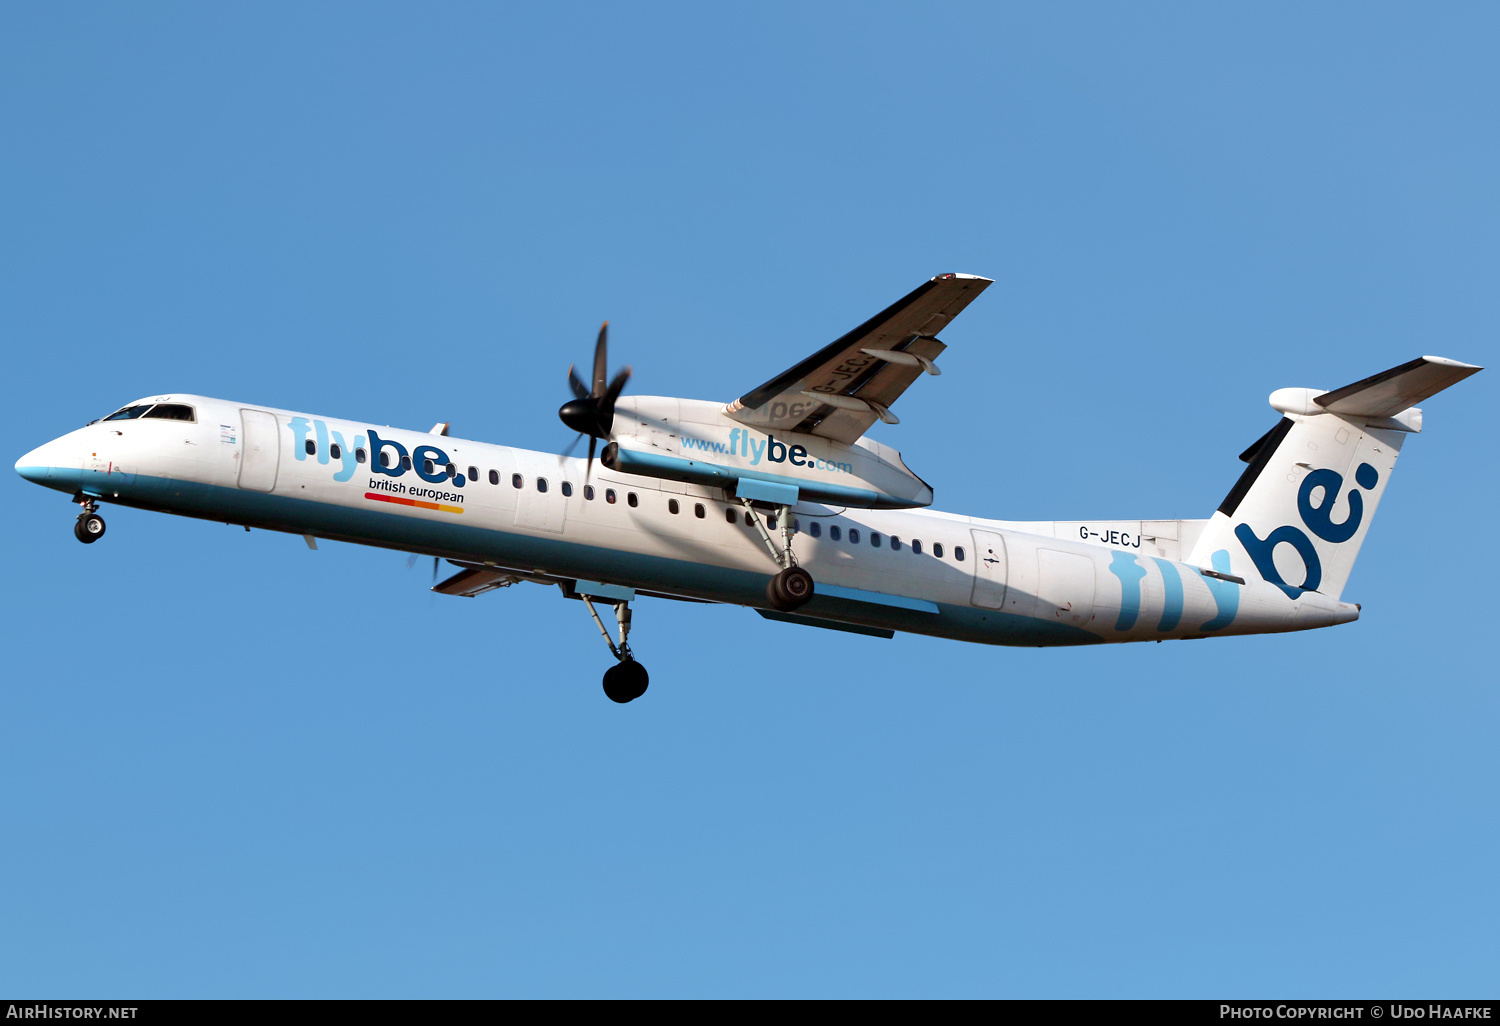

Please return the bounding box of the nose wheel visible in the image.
[73,498,106,544]
[579,594,649,703]
[602,659,649,704]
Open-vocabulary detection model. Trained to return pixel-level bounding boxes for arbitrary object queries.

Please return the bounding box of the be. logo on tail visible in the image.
[1235,462,1380,599]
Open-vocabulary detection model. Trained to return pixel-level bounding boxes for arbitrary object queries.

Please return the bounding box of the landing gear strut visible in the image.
[739,499,815,612]
[580,595,649,703]
[74,497,105,544]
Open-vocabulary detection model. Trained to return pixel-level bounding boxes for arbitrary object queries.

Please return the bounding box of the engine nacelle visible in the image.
[604,396,933,509]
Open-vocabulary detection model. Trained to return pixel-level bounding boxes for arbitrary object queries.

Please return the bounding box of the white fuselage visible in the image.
[16,394,1359,647]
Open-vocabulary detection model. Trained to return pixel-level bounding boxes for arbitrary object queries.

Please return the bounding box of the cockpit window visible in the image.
[142,403,196,422]
[103,405,153,421]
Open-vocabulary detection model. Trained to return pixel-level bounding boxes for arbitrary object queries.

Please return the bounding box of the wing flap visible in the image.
[432,567,521,597]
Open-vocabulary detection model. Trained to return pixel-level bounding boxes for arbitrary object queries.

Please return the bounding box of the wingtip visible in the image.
[933,272,994,283]
[1420,355,1483,372]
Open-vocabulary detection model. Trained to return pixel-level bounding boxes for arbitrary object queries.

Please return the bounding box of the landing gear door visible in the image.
[970,530,1008,609]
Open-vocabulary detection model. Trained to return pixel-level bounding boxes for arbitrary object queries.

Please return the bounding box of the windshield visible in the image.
[142,403,195,422]
[103,404,154,421]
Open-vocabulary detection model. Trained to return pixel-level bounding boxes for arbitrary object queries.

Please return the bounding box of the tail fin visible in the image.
[1187,356,1481,601]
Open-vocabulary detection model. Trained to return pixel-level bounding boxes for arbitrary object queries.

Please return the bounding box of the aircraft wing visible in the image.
[724,273,993,444]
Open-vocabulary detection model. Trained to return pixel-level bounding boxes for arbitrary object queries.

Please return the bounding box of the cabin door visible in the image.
[238,409,280,492]
[969,530,1009,609]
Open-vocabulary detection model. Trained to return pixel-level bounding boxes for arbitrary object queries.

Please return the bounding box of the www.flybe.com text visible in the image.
[679,430,853,473]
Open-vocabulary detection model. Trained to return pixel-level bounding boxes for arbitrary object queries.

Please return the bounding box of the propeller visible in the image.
[558,322,631,482]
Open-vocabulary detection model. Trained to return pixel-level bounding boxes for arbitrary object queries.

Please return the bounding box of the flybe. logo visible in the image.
[1235,462,1380,598]
[288,418,468,514]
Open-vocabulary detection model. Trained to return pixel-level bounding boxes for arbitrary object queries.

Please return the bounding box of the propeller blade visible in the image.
[406,554,419,570]
[432,556,440,584]
[598,366,632,434]
[585,435,597,485]
[560,431,584,459]
[567,363,589,401]
[592,322,609,397]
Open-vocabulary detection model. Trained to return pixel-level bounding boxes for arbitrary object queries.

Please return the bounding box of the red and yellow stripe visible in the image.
[364,491,465,515]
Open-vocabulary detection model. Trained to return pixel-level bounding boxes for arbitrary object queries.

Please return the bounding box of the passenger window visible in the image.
[829,525,841,541]
[694,503,705,519]
[726,508,737,524]
[891,536,901,551]
[355,448,367,464]
[561,482,573,497]
[955,546,966,562]
[330,443,341,461]
[447,463,457,479]
[537,478,548,493]
[848,528,860,544]
[103,405,152,421]
[668,499,680,514]
[766,516,777,531]
[606,489,617,504]
[512,473,523,488]
[809,521,822,538]
[870,532,881,547]
[933,542,944,558]
[142,403,196,422]
[306,439,317,456]
[468,465,478,482]
[912,539,922,555]
[585,485,595,500]
[489,469,499,485]
[380,451,392,469]
[400,455,412,471]
[627,492,638,508]
[423,458,434,474]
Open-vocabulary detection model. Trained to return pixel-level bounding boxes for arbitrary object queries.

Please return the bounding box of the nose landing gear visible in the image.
[73,497,106,544]
[580,594,649,703]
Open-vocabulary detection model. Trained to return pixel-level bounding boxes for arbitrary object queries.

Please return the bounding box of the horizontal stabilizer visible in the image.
[1315,356,1482,418]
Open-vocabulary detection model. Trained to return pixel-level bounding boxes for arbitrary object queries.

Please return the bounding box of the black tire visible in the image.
[767,566,814,611]
[617,660,648,701]
[75,513,105,544]
[603,660,648,703]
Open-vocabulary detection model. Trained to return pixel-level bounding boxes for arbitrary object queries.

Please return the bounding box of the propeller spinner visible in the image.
[558,322,631,479]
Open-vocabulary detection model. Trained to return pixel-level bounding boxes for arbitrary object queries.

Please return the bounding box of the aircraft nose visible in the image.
[15,440,64,484]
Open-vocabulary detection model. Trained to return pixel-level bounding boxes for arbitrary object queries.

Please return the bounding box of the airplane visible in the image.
[14,273,1483,703]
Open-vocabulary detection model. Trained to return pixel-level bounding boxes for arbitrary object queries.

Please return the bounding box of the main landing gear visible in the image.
[740,499,815,612]
[580,595,649,703]
[73,496,106,544]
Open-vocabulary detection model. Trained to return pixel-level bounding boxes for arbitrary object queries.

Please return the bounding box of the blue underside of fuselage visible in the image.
[30,467,1103,648]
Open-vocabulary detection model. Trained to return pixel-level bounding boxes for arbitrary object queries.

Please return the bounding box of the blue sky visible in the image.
[2,2,1496,997]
